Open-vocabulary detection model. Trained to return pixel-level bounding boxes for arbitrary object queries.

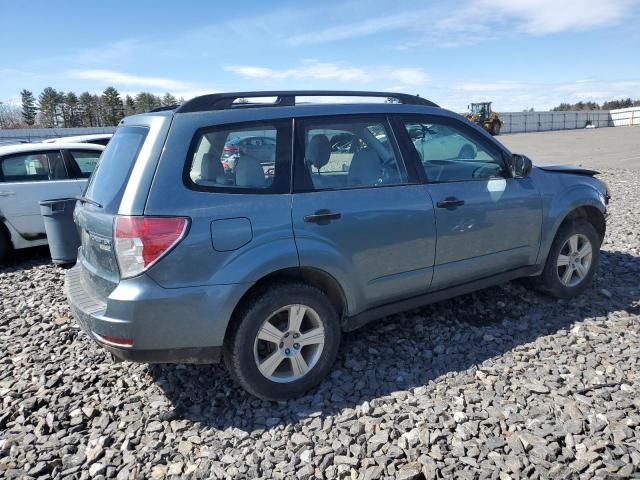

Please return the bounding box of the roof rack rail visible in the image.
[148,104,180,113]
[175,90,438,113]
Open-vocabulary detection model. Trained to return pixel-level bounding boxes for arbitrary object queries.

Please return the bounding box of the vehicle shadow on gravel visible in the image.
[0,246,52,273]
[150,249,639,432]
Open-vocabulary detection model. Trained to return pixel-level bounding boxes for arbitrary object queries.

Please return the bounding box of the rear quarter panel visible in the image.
[143,112,299,289]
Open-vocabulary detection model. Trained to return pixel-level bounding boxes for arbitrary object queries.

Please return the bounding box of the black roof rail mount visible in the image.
[176,90,438,113]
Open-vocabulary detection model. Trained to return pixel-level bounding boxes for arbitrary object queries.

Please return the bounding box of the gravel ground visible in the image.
[1,169,639,480]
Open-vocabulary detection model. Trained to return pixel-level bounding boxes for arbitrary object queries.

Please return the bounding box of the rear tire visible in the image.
[491,120,501,135]
[533,219,600,298]
[223,282,341,400]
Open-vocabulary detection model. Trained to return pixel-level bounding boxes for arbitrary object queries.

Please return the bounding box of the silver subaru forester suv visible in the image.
[66,91,608,400]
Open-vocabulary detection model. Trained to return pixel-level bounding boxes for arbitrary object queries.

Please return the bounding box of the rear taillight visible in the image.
[114,216,188,279]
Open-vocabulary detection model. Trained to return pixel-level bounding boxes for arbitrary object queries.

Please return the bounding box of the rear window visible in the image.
[83,126,148,211]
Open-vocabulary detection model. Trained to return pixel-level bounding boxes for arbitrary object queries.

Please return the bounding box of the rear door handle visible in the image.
[436,197,465,209]
[304,209,342,223]
[0,191,16,197]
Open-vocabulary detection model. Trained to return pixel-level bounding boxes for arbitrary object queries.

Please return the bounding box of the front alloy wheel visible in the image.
[556,234,593,287]
[533,219,601,299]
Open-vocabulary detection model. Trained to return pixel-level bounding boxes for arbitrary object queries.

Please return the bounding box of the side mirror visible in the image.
[510,154,533,178]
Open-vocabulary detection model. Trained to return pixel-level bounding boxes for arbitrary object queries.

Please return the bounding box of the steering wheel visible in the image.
[472,164,500,179]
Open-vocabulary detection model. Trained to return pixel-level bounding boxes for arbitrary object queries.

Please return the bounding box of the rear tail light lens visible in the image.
[114,216,188,279]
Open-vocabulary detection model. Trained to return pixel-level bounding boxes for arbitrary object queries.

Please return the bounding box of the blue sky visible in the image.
[1,0,639,111]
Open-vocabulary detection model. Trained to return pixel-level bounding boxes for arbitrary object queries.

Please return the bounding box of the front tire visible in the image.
[491,120,501,135]
[224,282,341,400]
[533,219,601,298]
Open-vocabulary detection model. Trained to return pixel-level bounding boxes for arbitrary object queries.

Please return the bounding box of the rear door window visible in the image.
[294,116,408,191]
[187,120,291,193]
[0,150,68,182]
[68,149,102,178]
[84,126,148,211]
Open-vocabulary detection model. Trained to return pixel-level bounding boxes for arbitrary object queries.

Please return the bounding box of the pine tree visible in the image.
[124,95,136,116]
[20,89,37,126]
[134,92,162,113]
[101,86,124,126]
[162,92,177,107]
[38,87,63,127]
[78,92,95,126]
[65,92,79,127]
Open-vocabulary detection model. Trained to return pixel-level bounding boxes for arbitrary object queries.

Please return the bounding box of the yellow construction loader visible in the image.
[465,102,504,135]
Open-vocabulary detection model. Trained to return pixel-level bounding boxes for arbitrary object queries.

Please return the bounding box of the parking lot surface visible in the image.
[499,126,640,170]
[1,136,639,478]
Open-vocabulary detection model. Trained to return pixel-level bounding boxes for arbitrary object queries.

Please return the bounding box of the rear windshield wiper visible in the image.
[76,196,103,208]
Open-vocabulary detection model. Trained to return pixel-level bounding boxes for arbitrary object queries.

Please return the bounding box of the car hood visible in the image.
[536,164,599,176]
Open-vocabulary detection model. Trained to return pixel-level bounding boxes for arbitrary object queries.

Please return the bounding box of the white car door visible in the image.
[0,149,83,240]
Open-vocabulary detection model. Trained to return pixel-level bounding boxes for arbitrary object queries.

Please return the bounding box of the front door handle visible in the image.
[304,209,342,223]
[0,191,16,197]
[436,196,465,209]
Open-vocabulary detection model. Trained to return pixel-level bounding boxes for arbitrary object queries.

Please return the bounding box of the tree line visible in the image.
[552,98,640,111]
[0,87,181,129]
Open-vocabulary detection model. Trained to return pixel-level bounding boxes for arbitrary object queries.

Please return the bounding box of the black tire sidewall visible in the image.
[0,228,11,263]
[492,121,500,135]
[540,219,600,298]
[224,283,341,400]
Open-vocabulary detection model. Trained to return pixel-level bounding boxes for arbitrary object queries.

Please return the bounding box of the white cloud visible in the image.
[225,60,429,86]
[284,0,638,48]
[443,78,640,111]
[286,10,424,46]
[70,69,198,91]
[477,0,637,34]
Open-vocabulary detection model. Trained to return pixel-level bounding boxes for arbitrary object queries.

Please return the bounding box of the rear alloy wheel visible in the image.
[253,304,325,383]
[224,283,340,400]
[533,219,600,298]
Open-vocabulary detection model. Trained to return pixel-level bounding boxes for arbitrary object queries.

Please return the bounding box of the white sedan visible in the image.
[0,142,104,260]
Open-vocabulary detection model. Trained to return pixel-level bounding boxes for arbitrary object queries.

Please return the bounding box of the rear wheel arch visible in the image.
[224,267,348,344]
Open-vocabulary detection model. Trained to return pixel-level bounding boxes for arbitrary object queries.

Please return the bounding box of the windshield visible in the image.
[83,126,148,212]
[471,104,488,114]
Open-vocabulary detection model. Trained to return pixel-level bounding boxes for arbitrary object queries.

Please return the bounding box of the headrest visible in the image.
[235,156,265,187]
[307,134,330,170]
[201,153,224,182]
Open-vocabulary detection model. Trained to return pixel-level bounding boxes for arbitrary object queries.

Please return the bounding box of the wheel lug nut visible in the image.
[284,332,289,338]
[294,343,300,349]
[279,342,284,348]
[285,348,291,355]
[293,333,299,339]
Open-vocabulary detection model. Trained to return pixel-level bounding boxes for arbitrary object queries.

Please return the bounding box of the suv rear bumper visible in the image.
[65,264,241,363]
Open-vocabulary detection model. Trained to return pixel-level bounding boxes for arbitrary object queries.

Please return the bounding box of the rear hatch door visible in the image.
[75,122,160,301]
